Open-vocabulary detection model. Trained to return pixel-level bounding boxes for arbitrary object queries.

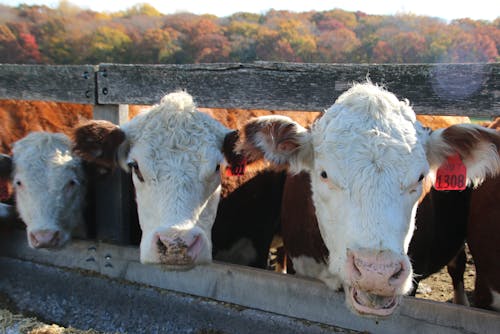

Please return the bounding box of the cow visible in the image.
[231,82,500,317]
[1,132,88,248]
[405,115,473,305]
[72,91,255,267]
[408,183,472,305]
[467,119,500,311]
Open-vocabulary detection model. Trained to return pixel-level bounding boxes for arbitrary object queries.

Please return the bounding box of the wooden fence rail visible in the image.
[1,62,500,115]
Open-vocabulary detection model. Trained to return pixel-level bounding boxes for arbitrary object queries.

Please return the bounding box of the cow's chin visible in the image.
[140,233,212,270]
[347,286,400,317]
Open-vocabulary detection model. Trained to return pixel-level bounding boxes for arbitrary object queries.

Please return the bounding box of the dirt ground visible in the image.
[414,245,476,305]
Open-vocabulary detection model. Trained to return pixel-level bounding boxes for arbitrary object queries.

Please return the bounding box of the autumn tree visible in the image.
[1,3,499,64]
[226,17,262,62]
[81,25,133,63]
[168,15,230,63]
[258,11,316,62]
[130,28,179,63]
[0,24,24,63]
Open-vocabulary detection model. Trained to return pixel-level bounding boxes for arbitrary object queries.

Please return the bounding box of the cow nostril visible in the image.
[51,231,60,246]
[29,232,39,247]
[390,263,405,282]
[156,236,168,254]
[352,259,362,278]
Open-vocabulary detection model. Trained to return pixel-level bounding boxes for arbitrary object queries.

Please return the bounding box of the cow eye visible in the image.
[15,180,22,187]
[127,160,145,182]
[127,160,137,170]
[320,171,328,179]
[418,174,424,182]
[215,164,220,172]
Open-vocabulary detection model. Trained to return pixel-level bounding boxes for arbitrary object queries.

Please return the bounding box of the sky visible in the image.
[1,0,499,22]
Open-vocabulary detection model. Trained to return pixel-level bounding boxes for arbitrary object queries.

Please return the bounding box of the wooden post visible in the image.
[92,104,138,245]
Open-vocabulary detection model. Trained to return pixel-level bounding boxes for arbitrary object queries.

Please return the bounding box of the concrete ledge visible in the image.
[1,231,499,334]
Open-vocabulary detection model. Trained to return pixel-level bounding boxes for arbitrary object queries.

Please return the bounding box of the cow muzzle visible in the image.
[154,228,208,267]
[345,248,411,317]
[28,229,63,249]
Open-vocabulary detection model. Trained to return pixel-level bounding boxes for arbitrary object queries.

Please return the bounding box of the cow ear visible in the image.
[426,123,500,185]
[0,153,13,179]
[236,115,312,173]
[72,120,127,171]
[222,130,246,174]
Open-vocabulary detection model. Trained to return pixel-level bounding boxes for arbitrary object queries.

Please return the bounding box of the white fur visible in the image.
[118,91,231,264]
[12,132,86,248]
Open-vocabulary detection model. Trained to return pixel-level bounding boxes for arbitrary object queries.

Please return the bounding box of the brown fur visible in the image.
[468,173,500,309]
[281,172,328,264]
[466,121,500,309]
[71,120,126,171]
[442,125,500,159]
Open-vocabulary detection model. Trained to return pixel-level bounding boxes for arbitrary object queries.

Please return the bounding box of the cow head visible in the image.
[73,91,236,268]
[3,133,87,248]
[235,82,500,316]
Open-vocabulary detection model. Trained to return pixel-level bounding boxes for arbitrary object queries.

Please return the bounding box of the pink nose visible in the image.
[29,229,60,248]
[155,232,204,265]
[346,248,410,296]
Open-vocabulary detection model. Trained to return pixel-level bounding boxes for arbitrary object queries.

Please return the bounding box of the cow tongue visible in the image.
[350,287,399,316]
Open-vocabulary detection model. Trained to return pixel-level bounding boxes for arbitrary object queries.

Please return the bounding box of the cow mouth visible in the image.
[349,287,399,317]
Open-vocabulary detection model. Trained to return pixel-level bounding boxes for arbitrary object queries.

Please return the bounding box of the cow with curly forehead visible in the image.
[233,82,500,317]
[73,91,240,267]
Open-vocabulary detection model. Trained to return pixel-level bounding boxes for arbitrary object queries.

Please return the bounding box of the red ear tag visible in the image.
[434,153,467,191]
[225,158,246,177]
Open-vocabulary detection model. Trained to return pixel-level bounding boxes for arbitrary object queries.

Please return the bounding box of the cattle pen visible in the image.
[1,62,500,333]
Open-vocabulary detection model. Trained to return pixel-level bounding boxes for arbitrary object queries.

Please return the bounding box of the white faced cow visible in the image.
[234,82,500,317]
[1,133,87,248]
[73,91,235,267]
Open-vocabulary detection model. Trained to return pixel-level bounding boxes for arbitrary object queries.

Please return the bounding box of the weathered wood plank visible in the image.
[0,64,95,104]
[97,62,500,117]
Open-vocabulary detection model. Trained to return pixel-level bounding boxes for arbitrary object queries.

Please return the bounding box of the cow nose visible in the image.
[155,231,204,265]
[346,248,410,296]
[29,229,60,248]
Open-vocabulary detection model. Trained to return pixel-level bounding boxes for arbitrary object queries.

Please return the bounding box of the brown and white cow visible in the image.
[233,82,500,317]
[1,133,87,248]
[467,119,500,311]
[73,91,242,267]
